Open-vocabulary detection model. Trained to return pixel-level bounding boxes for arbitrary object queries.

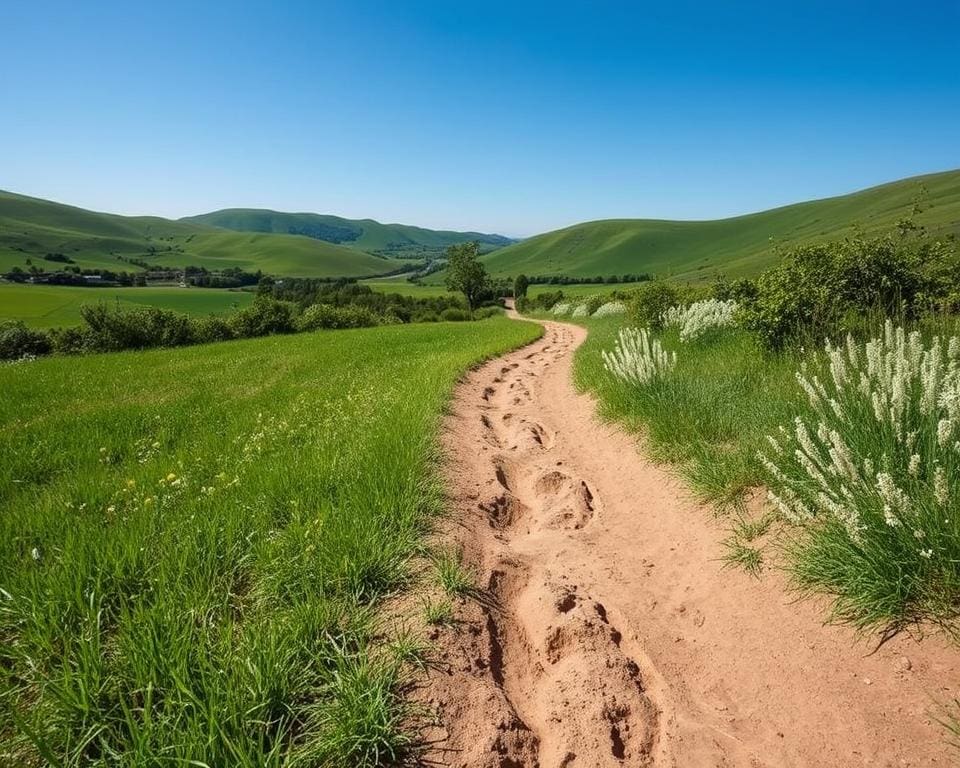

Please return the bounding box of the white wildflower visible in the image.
[908,454,921,476]
[662,299,738,342]
[592,301,626,318]
[602,327,676,387]
[934,466,949,506]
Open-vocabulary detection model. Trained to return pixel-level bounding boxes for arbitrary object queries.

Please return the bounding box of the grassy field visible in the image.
[474,169,960,282]
[183,209,512,259]
[0,191,399,278]
[0,284,255,328]
[360,279,649,299]
[0,316,540,765]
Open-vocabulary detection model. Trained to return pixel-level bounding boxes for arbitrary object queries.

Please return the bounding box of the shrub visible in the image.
[0,321,51,360]
[592,301,627,318]
[47,326,96,355]
[439,307,470,322]
[757,321,960,627]
[662,299,739,342]
[550,302,572,316]
[230,297,297,338]
[741,235,957,348]
[626,282,681,330]
[601,327,677,386]
[192,315,236,343]
[296,303,380,331]
[410,311,439,323]
[584,295,604,315]
[473,306,503,319]
[570,303,590,318]
[79,304,196,351]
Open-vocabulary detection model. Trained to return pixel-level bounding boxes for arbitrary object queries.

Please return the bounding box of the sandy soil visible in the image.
[415,313,959,767]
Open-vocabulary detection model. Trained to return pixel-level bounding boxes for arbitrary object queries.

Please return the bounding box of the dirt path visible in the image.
[418,314,959,767]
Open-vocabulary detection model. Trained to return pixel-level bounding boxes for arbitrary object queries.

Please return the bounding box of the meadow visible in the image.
[0,317,541,765]
[0,284,255,328]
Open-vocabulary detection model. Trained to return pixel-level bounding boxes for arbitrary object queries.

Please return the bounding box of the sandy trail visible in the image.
[418,313,959,767]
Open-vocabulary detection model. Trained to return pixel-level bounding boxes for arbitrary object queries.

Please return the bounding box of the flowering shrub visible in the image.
[758,320,960,625]
[602,327,677,386]
[662,299,739,342]
[592,301,626,318]
[551,302,572,316]
[571,303,590,317]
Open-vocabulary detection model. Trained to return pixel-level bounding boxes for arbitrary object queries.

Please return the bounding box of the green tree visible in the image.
[445,241,488,312]
[514,274,529,299]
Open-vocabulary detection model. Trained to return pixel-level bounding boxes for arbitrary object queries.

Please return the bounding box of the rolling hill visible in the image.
[181,209,514,258]
[0,191,402,278]
[476,169,960,282]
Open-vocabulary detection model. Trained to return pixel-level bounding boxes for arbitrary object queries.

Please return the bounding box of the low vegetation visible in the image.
[0,317,540,764]
[532,226,960,633]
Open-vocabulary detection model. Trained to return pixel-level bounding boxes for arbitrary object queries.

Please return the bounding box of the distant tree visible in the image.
[444,241,488,312]
[514,274,529,299]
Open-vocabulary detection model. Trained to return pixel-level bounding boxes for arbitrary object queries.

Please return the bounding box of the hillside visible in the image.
[181,208,514,258]
[0,191,400,278]
[477,169,960,281]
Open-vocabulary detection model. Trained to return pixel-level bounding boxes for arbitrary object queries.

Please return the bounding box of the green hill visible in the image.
[478,169,960,282]
[181,208,514,258]
[0,191,399,278]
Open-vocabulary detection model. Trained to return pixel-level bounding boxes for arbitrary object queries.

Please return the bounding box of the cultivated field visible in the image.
[0,284,254,328]
[0,317,540,765]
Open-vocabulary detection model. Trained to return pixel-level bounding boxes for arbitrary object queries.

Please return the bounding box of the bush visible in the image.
[296,303,380,331]
[626,282,682,330]
[47,326,96,355]
[741,235,958,348]
[230,297,297,338]
[439,308,470,322]
[192,316,236,343]
[757,321,960,627]
[79,304,196,351]
[0,321,51,360]
[410,311,439,323]
[473,306,503,320]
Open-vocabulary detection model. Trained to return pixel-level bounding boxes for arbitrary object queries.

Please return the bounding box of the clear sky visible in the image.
[3,0,959,237]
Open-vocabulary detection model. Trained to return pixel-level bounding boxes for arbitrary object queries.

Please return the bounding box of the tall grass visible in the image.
[0,318,540,765]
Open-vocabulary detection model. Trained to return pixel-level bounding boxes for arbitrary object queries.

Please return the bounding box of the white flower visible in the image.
[920,549,933,559]
[662,299,739,342]
[602,327,676,386]
[592,301,626,318]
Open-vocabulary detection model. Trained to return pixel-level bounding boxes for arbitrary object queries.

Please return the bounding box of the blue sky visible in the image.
[3,0,959,237]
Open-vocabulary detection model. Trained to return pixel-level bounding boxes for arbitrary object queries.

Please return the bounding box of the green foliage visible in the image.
[79,303,197,351]
[440,307,471,322]
[229,297,298,338]
[192,315,237,343]
[0,317,541,764]
[514,274,529,298]
[296,303,380,331]
[444,241,489,311]
[740,235,959,348]
[432,550,476,597]
[0,320,51,360]
[625,282,682,329]
[422,596,455,626]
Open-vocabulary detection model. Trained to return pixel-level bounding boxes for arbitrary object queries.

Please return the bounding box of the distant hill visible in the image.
[181,209,514,258]
[0,191,400,278]
[475,169,960,282]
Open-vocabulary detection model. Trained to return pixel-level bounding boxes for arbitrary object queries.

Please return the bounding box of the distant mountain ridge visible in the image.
[180,209,514,258]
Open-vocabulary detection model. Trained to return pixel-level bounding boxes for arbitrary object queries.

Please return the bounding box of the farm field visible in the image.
[0,283,255,328]
[0,316,541,764]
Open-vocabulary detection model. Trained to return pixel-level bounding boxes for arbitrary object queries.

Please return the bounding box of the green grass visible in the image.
[0,283,256,328]
[182,209,513,259]
[360,279,456,298]
[0,316,541,765]
[0,190,400,278]
[478,169,960,282]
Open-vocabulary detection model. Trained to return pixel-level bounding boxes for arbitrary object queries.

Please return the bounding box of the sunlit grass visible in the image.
[0,317,540,765]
